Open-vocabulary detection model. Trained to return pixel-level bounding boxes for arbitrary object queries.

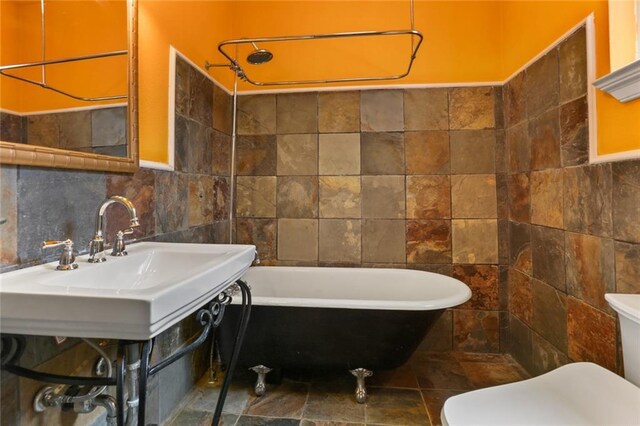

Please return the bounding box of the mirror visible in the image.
[0,0,138,173]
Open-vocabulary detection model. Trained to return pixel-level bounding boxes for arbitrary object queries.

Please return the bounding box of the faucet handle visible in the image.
[111,228,135,257]
[88,235,106,263]
[42,239,78,271]
[42,239,71,249]
[121,227,136,236]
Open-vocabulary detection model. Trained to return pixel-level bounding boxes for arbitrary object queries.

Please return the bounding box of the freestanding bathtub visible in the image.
[218,266,471,402]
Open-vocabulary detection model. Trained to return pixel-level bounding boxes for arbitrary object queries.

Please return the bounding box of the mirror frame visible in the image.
[0,0,138,173]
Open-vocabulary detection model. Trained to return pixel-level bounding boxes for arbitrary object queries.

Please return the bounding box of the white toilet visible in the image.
[442,293,640,425]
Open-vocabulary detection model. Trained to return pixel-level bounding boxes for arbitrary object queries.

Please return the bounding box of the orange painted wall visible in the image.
[138,0,233,163]
[0,0,21,111]
[500,0,640,156]
[0,0,127,113]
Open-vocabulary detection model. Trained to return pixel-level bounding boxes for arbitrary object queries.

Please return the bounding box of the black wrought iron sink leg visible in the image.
[212,279,252,426]
[134,279,251,426]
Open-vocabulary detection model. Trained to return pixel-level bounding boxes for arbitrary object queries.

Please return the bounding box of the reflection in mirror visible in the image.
[0,0,131,159]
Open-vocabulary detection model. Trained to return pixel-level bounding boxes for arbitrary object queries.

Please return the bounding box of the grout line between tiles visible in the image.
[418,388,435,426]
[299,382,312,422]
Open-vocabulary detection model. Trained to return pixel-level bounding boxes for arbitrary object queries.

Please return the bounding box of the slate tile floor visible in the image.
[166,352,529,426]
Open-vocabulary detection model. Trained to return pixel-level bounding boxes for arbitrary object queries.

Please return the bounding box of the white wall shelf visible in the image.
[593,59,640,103]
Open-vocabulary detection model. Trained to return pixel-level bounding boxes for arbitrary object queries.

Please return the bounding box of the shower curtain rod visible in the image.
[0,0,127,102]
[211,29,423,86]
[0,51,128,102]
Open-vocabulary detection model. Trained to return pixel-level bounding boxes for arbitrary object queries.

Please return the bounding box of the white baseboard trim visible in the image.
[589,148,640,163]
[140,159,174,171]
[0,103,127,116]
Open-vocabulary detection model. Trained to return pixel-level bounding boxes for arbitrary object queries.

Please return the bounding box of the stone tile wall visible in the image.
[0,111,25,143]
[0,106,129,157]
[234,86,507,354]
[502,26,640,377]
[0,56,232,425]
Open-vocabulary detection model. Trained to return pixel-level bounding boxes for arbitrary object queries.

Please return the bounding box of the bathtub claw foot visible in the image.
[250,365,273,397]
[349,368,373,404]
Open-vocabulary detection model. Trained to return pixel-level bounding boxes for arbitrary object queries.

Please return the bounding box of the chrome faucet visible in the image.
[88,196,139,263]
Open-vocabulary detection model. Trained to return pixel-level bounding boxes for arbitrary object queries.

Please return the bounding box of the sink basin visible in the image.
[0,242,255,340]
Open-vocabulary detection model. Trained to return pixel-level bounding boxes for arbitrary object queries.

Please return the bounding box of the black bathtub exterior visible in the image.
[218,305,443,370]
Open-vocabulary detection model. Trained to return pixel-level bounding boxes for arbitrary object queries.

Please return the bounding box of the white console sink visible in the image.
[0,242,255,340]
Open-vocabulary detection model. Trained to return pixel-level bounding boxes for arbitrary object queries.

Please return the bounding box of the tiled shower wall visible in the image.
[234,86,508,353]
[502,27,640,376]
[0,56,232,425]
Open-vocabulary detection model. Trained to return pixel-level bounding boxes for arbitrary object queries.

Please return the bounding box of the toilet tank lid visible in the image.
[606,293,640,324]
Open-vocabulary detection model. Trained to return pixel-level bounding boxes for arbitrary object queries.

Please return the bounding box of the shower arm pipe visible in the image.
[0,50,128,102]
[216,29,423,87]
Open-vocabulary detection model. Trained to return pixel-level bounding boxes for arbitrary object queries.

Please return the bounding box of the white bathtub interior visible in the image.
[239,266,471,310]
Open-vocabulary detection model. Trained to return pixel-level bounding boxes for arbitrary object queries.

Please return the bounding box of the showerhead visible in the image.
[247,42,273,65]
